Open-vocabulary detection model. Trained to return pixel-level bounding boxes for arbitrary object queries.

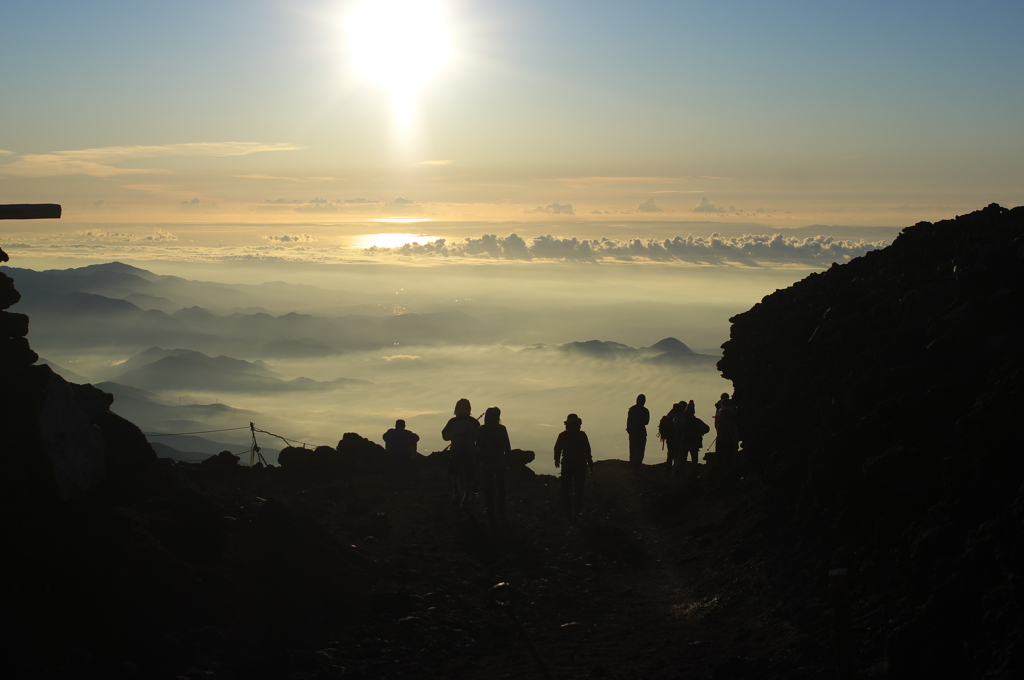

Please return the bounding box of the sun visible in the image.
[345,0,454,125]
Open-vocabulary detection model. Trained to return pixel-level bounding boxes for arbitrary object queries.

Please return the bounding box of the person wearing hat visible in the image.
[554,413,594,517]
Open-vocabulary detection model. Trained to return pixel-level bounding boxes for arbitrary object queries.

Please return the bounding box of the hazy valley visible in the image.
[5,259,805,472]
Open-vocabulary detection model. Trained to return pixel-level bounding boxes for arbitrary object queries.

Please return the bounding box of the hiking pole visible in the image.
[492,582,552,680]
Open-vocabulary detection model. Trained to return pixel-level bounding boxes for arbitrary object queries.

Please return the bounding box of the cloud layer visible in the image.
[0,142,299,178]
[366,232,888,265]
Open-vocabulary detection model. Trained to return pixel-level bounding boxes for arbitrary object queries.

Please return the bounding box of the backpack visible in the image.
[658,414,676,442]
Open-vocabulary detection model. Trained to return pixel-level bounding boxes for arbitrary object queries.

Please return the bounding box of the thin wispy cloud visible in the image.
[552,176,686,186]
[77,228,179,242]
[237,174,343,182]
[122,184,178,194]
[0,142,300,178]
[255,196,386,213]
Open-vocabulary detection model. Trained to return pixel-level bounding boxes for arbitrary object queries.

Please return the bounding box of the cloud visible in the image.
[693,197,732,213]
[179,197,219,212]
[552,176,685,187]
[365,232,891,266]
[77,229,178,242]
[263,234,317,243]
[237,173,294,180]
[525,202,575,215]
[238,173,343,182]
[0,149,14,156]
[123,183,177,193]
[254,196,388,213]
[391,196,415,205]
[637,199,662,213]
[144,229,179,242]
[256,197,340,213]
[418,160,453,166]
[0,142,299,178]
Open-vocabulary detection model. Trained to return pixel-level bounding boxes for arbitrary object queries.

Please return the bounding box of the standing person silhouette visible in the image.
[714,393,739,455]
[476,406,511,528]
[626,394,650,472]
[442,398,480,513]
[665,401,687,478]
[554,413,593,518]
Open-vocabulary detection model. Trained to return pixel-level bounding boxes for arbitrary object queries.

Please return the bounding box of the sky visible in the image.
[2,0,1022,238]
[4,1,1021,467]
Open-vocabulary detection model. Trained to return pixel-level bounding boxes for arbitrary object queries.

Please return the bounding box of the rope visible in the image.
[143,421,333,469]
[145,426,249,437]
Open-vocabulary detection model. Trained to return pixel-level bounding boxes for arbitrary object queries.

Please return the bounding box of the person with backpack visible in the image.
[681,406,711,468]
[475,406,511,527]
[554,413,593,517]
[714,393,739,455]
[442,398,480,512]
[626,394,650,472]
[658,403,683,478]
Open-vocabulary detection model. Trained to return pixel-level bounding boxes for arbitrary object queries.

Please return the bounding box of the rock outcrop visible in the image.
[718,203,1024,677]
[0,246,160,512]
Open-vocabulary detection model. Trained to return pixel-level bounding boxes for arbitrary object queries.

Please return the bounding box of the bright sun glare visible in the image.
[345,0,453,126]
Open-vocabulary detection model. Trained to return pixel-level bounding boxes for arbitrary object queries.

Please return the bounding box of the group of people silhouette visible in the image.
[436,399,596,524]
[627,392,739,477]
[382,393,739,525]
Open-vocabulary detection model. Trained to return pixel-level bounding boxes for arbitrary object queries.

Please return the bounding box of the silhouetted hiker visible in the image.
[442,398,480,512]
[626,394,650,471]
[666,402,689,478]
[554,413,593,517]
[657,403,680,475]
[383,419,419,458]
[681,407,711,469]
[476,406,511,527]
[713,393,739,455]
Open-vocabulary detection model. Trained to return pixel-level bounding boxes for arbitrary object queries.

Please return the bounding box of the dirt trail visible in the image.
[202,456,821,679]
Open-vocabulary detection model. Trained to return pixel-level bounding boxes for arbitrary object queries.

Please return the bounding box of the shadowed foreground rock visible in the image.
[719,203,1024,677]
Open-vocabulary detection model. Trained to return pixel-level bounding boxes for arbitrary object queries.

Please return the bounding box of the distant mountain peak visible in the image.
[647,337,697,355]
[73,261,156,278]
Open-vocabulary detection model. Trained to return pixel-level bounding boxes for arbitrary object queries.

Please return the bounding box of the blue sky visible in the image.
[2,0,1022,233]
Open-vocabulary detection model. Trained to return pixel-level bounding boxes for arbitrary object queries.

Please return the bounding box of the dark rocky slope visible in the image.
[719,203,1024,677]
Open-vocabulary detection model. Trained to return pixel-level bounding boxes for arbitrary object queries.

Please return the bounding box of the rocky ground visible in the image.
[6,446,832,680]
